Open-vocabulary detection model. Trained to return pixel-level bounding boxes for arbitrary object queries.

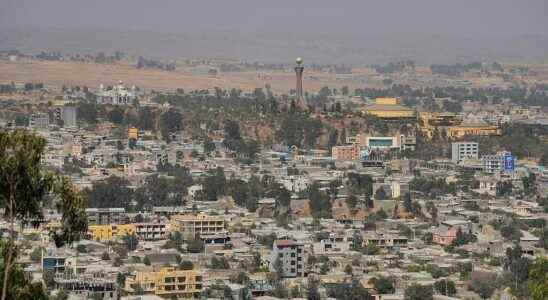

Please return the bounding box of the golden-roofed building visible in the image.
[125,267,203,298]
[362,98,416,119]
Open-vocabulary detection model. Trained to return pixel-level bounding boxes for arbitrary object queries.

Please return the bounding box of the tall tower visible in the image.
[294,57,305,108]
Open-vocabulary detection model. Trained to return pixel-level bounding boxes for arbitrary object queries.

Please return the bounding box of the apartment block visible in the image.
[125,267,203,298]
[269,239,305,278]
[170,213,226,238]
[86,208,126,225]
[451,142,479,163]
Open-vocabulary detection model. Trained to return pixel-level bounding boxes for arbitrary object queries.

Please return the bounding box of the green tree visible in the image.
[101,251,110,260]
[180,260,194,270]
[108,106,125,124]
[203,137,216,156]
[122,234,139,251]
[0,130,87,300]
[370,277,395,294]
[434,279,456,296]
[469,271,496,299]
[84,176,133,209]
[404,284,433,300]
[159,108,183,142]
[375,186,388,200]
[529,257,548,300]
[187,235,205,253]
[29,247,43,263]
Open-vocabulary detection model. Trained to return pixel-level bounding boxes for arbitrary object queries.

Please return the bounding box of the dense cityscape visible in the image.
[1,1,548,300]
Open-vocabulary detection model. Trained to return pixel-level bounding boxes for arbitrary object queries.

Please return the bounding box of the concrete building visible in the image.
[269,239,305,278]
[362,232,408,250]
[332,144,360,160]
[170,213,226,238]
[61,106,78,127]
[124,267,203,298]
[366,136,400,150]
[29,113,49,128]
[88,224,136,241]
[86,208,126,225]
[54,275,118,300]
[96,81,136,105]
[451,142,479,163]
[481,151,515,174]
[135,222,168,240]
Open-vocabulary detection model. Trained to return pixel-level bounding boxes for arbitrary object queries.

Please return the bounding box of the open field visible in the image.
[0,60,368,94]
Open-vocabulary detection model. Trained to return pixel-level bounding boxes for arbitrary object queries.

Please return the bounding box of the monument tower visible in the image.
[294,57,305,108]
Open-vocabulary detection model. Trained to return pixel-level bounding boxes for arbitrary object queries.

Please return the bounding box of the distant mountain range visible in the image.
[1,28,547,65]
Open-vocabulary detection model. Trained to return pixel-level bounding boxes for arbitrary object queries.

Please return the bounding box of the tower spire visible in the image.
[294,57,306,109]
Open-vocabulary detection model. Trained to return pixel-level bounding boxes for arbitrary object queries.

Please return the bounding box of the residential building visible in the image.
[86,208,126,225]
[54,275,118,300]
[269,239,305,278]
[135,222,168,240]
[362,232,408,250]
[42,254,66,273]
[481,151,515,174]
[451,142,479,163]
[170,213,226,238]
[61,106,78,127]
[29,113,49,128]
[88,224,136,241]
[433,227,458,246]
[124,267,203,298]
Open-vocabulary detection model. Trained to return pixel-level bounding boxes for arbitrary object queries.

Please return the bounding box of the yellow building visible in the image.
[170,213,226,238]
[362,98,415,119]
[446,124,501,138]
[375,97,398,105]
[88,224,136,241]
[125,267,203,298]
[419,112,462,127]
[128,127,139,140]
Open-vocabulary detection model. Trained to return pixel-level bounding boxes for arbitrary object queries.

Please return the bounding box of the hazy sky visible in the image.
[2,0,548,37]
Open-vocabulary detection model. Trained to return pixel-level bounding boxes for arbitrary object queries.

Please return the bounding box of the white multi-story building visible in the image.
[96,81,136,105]
[269,239,305,278]
[451,142,479,163]
[481,151,515,174]
[29,113,50,128]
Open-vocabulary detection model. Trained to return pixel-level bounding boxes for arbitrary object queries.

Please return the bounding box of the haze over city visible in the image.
[0,1,548,300]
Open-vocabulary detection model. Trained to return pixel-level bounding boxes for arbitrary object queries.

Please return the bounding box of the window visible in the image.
[291,261,296,265]
[291,268,295,273]
[290,253,296,257]
[178,277,186,282]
